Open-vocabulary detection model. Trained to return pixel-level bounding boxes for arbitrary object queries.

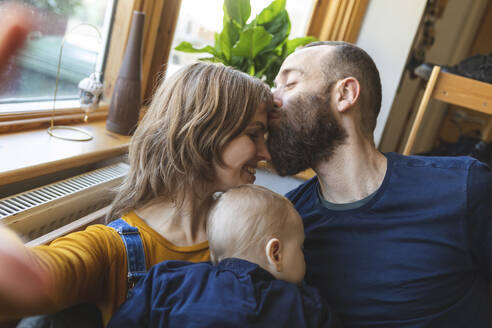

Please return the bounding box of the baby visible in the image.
[108,185,341,327]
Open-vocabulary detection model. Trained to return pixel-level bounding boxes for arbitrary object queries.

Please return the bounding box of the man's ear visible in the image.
[333,77,360,113]
[265,238,283,272]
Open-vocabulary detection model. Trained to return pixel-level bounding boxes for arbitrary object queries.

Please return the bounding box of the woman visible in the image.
[0,62,272,326]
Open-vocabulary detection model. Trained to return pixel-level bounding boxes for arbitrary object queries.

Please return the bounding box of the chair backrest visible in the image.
[403,65,492,155]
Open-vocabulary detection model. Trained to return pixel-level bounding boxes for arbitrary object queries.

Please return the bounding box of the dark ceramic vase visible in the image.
[106,11,145,135]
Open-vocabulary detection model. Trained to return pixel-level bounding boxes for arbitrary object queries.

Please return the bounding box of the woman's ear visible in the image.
[334,77,360,113]
[265,238,283,272]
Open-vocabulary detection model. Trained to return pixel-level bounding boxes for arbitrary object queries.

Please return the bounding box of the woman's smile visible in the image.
[213,105,270,191]
[242,165,257,183]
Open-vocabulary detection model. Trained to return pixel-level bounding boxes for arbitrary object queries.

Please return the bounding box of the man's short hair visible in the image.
[207,185,300,265]
[304,41,382,134]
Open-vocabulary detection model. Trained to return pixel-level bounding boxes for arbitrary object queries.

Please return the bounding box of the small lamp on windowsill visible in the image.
[47,23,103,142]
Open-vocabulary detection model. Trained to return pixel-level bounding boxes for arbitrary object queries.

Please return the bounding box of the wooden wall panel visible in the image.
[307,0,369,43]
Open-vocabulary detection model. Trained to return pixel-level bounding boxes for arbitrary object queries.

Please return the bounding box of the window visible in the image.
[0,0,115,113]
[166,0,317,77]
[0,0,369,129]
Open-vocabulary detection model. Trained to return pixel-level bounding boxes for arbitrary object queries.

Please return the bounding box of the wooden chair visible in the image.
[403,65,492,155]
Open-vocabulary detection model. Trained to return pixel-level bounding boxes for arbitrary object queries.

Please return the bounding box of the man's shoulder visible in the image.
[388,152,478,171]
[283,154,485,206]
[285,176,318,205]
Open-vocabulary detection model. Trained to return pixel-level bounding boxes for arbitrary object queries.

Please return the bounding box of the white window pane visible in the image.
[0,0,114,111]
[167,0,316,77]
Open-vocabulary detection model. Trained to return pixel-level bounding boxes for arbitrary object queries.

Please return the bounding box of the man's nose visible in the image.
[272,93,282,109]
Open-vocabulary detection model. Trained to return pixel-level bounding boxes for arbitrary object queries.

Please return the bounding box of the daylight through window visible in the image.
[0,0,115,113]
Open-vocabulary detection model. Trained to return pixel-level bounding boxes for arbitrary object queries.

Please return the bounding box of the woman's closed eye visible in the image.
[248,132,261,141]
[246,124,267,142]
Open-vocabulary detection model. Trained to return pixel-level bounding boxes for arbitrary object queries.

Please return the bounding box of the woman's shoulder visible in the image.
[117,211,210,265]
[115,211,148,229]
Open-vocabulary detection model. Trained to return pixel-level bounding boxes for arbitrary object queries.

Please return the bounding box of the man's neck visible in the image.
[314,136,387,204]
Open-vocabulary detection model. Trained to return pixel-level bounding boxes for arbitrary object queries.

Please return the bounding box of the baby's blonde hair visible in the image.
[207,184,301,265]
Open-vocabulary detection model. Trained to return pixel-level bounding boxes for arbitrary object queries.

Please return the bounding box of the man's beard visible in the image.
[267,93,347,176]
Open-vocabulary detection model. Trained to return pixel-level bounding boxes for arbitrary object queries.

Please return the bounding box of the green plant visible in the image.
[175,0,316,86]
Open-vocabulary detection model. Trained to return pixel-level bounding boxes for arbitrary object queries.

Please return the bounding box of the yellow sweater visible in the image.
[31,211,210,326]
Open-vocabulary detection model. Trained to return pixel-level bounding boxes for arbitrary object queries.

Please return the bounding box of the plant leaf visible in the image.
[254,52,283,87]
[214,32,222,55]
[248,59,255,76]
[255,53,280,77]
[230,56,247,72]
[231,26,273,59]
[258,10,290,54]
[175,41,218,56]
[218,16,240,62]
[283,36,317,57]
[256,0,286,25]
[223,0,251,27]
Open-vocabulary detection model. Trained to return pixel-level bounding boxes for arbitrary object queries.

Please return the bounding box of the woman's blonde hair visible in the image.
[107,63,272,220]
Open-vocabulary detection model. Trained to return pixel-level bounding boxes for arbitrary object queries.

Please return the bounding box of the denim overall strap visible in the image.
[108,218,147,290]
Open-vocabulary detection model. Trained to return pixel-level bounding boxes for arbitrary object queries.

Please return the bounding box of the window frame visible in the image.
[98,0,184,110]
[0,0,183,130]
[0,0,369,130]
[307,0,369,43]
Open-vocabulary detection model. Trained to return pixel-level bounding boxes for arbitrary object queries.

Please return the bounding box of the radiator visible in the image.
[0,162,129,242]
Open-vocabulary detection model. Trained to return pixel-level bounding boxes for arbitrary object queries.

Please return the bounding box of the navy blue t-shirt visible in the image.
[286,153,492,327]
[107,258,341,327]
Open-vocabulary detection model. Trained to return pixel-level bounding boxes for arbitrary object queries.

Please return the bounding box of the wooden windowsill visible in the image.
[0,120,131,186]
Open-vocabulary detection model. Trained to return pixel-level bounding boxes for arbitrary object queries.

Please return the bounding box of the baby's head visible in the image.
[207,184,305,284]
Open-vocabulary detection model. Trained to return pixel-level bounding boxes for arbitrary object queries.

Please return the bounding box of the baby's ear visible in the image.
[265,238,283,272]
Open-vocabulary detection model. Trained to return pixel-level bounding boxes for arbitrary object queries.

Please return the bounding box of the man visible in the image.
[268,41,492,327]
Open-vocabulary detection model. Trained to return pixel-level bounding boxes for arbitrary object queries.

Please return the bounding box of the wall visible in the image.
[255,169,303,195]
[356,0,427,145]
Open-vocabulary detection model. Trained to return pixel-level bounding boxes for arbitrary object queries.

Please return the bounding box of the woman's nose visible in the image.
[257,138,271,161]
